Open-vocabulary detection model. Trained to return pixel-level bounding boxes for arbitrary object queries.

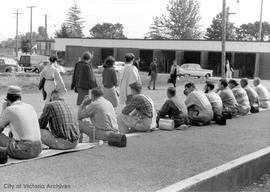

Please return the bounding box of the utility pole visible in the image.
[44,14,48,55]
[221,0,226,78]
[254,0,264,77]
[27,6,36,53]
[13,9,22,58]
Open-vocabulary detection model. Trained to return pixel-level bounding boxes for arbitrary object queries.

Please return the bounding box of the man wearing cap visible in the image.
[228,79,250,116]
[240,78,260,113]
[78,87,119,142]
[184,82,213,125]
[0,86,42,159]
[71,51,97,105]
[117,82,155,133]
[39,90,80,149]
[119,53,141,105]
[253,78,270,109]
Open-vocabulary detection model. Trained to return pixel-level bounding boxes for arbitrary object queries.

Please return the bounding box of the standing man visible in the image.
[0,86,42,159]
[71,51,97,105]
[147,57,158,90]
[39,90,80,149]
[119,53,141,104]
[78,87,119,142]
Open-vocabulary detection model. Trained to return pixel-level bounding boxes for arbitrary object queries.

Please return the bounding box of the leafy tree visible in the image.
[38,26,47,39]
[89,23,127,39]
[236,21,270,41]
[20,37,31,53]
[65,2,85,37]
[55,23,73,38]
[147,0,202,39]
[204,12,236,40]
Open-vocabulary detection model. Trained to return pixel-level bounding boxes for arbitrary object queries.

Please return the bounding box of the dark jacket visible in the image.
[71,61,97,90]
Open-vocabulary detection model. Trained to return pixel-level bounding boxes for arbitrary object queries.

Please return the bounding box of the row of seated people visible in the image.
[0,77,269,160]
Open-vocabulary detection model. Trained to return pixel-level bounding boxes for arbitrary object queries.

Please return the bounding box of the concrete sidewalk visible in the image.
[0,109,270,192]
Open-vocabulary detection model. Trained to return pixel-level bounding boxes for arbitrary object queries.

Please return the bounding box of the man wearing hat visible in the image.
[228,79,250,116]
[71,51,97,105]
[117,82,156,133]
[0,86,42,159]
[119,53,141,105]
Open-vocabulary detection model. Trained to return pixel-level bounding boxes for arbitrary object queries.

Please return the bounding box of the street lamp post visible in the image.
[221,0,226,78]
[13,9,22,58]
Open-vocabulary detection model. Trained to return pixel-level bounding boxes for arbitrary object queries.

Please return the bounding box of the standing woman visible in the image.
[169,60,178,88]
[40,56,67,102]
[102,56,119,108]
[71,51,97,105]
[225,60,233,79]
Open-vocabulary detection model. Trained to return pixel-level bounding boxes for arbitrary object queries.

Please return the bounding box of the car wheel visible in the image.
[5,68,11,73]
[184,74,190,78]
[205,74,210,79]
[34,68,40,73]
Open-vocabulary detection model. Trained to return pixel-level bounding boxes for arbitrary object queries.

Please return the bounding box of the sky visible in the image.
[0,0,269,41]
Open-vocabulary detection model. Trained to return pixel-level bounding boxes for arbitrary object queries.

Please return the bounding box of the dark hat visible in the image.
[129,82,142,92]
[49,56,58,63]
[82,51,93,61]
[228,79,238,86]
[125,53,135,62]
[7,85,22,95]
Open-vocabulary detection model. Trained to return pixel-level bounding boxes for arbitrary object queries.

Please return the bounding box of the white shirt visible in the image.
[0,101,41,141]
[254,84,270,101]
[206,91,223,115]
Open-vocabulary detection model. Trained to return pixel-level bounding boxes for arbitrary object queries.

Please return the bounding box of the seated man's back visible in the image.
[205,91,223,117]
[39,100,80,142]
[231,86,250,115]
[218,87,238,110]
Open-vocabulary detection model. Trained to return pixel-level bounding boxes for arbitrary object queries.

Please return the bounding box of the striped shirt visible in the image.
[39,100,80,142]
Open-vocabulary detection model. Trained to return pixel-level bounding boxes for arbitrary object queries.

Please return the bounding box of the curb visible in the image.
[157,146,270,192]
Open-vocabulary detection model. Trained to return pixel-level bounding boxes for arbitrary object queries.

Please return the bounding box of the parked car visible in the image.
[98,61,125,73]
[0,57,23,73]
[31,61,74,75]
[178,63,213,78]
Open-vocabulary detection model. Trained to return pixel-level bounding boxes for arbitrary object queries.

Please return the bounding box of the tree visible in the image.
[89,23,127,39]
[204,12,236,40]
[65,2,85,37]
[236,21,270,41]
[38,26,47,39]
[55,23,74,38]
[147,0,202,39]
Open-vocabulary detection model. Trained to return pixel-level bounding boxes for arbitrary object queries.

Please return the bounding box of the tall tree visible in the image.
[89,23,127,39]
[55,23,73,38]
[204,12,236,40]
[147,0,202,39]
[66,2,85,37]
[236,21,270,41]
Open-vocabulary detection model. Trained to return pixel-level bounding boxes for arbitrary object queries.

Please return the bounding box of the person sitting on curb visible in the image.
[78,87,119,142]
[184,82,213,126]
[117,82,156,133]
[216,79,239,118]
[0,86,42,159]
[39,90,80,149]
[204,82,223,122]
[156,87,189,130]
[240,78,260,113]
[228,79,250,116]
[253,77,270,109]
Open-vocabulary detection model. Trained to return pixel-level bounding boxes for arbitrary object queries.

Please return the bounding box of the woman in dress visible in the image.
[102,56,119,108]
[225,60,233,79]
[40,56,67,102]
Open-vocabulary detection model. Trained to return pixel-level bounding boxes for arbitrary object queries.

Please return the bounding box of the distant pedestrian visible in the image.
[148,57,158,90]
[169,60,178,88]
[119,53,141,105]
[40,56,67,103]
[102,56,119,108]
[71,51,97,105]
[225,60,233,79]
[133,57,140,70]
